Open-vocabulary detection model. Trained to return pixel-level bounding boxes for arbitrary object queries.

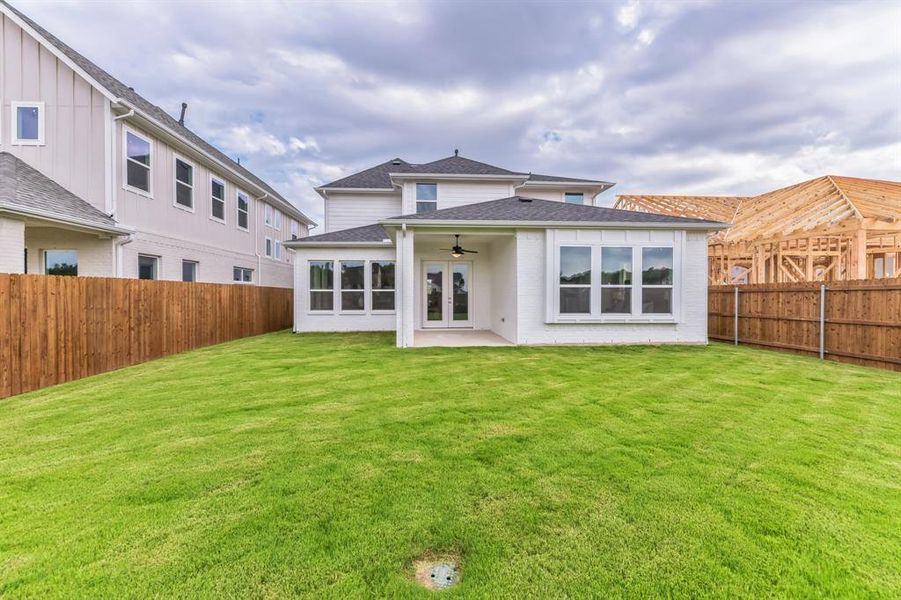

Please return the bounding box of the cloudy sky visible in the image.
[19,0,901,223]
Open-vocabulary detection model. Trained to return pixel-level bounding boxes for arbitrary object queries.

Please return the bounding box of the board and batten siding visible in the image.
[515,229,709,345]
[0,13,107,210]
[401,181,515,214]
[324,192,401,233]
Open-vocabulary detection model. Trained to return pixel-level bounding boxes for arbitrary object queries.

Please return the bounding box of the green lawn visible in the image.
[1,333,899,598]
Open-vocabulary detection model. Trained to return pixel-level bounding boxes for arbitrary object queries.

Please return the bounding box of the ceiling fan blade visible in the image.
[440,248,454,251]
[463,249,479,254]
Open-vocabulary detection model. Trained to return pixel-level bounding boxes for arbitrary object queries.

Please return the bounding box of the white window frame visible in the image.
[265,237,273,258]
[370,260,396,314]
[43,249,78,276]
[137,254,159,280]
[309,260,335,313]
[639,247,675,316]
[173,154,195,212]
[600,246,633,316]
[181,259,198,282]
[290,220,299,240]
[233,266,254,284]
[274,240,282,260]
[236,190,250,231]
[415,182,438,213]
[209,175,227,223]
[339,260,366,314]
[122,126,153,198]
[264,204,273,227]
[273,209,282,231]
[563,192,585,205]
[558,245,593,315]
[547,231,682,324]
[11,101,45,146]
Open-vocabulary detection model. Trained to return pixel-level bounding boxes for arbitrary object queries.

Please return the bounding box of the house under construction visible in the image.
[616,175,901,284]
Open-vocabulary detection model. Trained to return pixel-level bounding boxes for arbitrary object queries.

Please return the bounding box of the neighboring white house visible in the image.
[285,153,729,347]
[0,1,314,287]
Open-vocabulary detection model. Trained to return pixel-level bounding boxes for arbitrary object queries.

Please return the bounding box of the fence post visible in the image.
[734,286,739,345]
[819,284,826,360]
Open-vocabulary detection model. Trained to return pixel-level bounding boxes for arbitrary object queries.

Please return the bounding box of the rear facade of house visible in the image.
[286,153,728,347]
[0,1,314,287]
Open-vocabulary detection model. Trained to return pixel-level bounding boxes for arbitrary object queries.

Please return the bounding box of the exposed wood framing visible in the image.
[616,175,901,284]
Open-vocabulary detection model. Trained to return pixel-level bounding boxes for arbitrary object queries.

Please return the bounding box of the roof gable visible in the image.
[0,0,313,225]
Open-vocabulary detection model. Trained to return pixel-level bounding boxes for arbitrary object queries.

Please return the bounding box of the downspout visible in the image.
[113,233,134,277]
[255,192,269,286]
[399,223,407,347]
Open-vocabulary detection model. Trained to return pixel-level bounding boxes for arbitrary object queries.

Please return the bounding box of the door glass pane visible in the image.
[452,263,469,321]
[425,263,443,321]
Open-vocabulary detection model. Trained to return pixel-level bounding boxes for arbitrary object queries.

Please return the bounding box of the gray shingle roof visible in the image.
[385,196,728,226]
[320,154,611,189]
[0,0,313,225]
[289,223,390,244]
[0,152,124,231]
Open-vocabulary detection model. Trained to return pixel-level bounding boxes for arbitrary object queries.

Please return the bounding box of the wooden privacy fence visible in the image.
[0,274,293,399]
[709,278,901,371]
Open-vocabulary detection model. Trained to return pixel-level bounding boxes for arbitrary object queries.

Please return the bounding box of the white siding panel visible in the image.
[435,181,513,210]
[324,192,401,232]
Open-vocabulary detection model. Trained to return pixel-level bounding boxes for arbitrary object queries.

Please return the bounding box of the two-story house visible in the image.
[0,1,314,287]
[285,152,729,347]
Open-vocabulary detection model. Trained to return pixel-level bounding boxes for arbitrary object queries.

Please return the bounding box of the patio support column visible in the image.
[396,227,415,348]
[0,217,25,273]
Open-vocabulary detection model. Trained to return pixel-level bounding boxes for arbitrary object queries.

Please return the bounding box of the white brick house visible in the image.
[0,1,314,287]
[285,153,728,347]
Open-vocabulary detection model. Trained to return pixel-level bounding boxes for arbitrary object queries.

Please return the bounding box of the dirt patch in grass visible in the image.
[411,550,463,591]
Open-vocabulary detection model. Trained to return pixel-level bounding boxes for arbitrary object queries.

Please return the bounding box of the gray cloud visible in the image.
[19,0,900,219]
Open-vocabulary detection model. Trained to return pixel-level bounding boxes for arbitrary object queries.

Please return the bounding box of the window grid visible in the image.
[124,129,152,195]
[559,246,592,314]
[371,261,396,312]
[309,261,334,311]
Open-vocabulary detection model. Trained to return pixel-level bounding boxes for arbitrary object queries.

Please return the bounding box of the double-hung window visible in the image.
[12,102,44,145]
[290,220,299,240]
[264,204,273,227]
[641,248,673,314]
[416,183,437,213]
[125,129,152,194]
[274,240,282,260]
[600,247,632,314]
[273,209,282,230]
[559,246,591,314]
[309,261,334,311]
[237,192,250,230]
[210,177,226,222]
[265,237,273,258]
[371,261,395,311]
[174,157,194,210]
[233,267,253,283]
[340,261,365,311]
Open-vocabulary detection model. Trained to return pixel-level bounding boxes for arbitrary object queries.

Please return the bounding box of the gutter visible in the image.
[0,203,134,235]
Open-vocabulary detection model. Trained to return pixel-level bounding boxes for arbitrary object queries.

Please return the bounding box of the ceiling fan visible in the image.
[441,234,478,258]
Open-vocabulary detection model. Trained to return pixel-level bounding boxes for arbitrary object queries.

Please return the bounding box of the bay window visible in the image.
[309,261,334,311]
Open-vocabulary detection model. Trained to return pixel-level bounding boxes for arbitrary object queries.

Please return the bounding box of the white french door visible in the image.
[422,261,473,328]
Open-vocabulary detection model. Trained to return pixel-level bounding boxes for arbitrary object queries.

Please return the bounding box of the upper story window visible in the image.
[290,220,299,240]
[564,192,584,204]
[11,102,44,145]
[174,157,194,210]
[274,240,282,260]
[210,177,226,222]
[264,204,273,227]
[125,129,152,195]
[416,183,437,213]
[273,209,282,230]
[237,192,250,230]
